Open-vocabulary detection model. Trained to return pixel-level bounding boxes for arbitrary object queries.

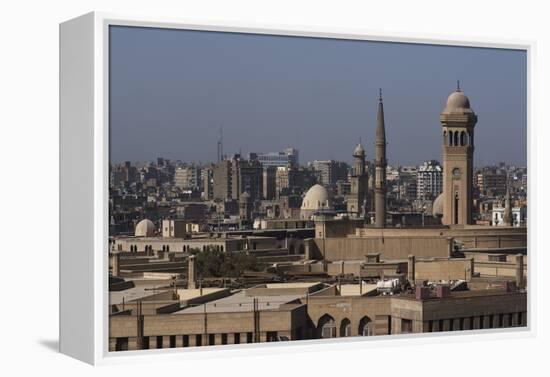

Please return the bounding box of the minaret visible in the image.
[347,142,368,217]
[503,183,512,226]
[440,83,477,225]
[374,89,387,228]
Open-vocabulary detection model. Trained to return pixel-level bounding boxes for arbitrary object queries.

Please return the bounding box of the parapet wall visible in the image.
[312,236,450,261]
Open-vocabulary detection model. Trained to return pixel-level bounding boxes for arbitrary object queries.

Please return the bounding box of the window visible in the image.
[156,336,163,348]
[266,331,278,342]
[401,319,413,334]
[246,332,253,343]
[195,334,202,346]
[170,335,176,348]
[340,318,351,337]
[479,316,485,329]
[142,336,150,349]
[234,333,240,344]
[183,335,189,347]
[209,334,215,345]
[318,314,336,338]
[115,337,129,351]
[221,333,228,345]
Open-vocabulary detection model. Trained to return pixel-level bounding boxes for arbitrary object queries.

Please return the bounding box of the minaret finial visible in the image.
[457,80,461,91]
[379,88,383,102]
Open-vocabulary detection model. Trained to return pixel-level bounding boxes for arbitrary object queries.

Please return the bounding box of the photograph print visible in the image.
[108,25,527,351]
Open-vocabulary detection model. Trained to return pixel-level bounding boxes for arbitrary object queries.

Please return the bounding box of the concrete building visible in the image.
[417,160,443,200]
[213,156,263,202]
[249,148,299,168]
[174,166,201,190]
[311,160,349,187]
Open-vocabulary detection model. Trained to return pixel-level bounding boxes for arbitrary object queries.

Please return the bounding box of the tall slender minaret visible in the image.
[503,182,512,226]
[375,89,387,228]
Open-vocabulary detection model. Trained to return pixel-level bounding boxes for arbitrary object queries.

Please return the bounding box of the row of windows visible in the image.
[317,315,374,338]
[444,130,472,147]
[115,332,265,351]
[426,312,526,332]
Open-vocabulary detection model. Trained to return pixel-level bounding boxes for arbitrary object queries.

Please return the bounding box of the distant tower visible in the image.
[374,89,387,228]
[347,142,368,217]
[503,183,512,226]
[440,82,478,225]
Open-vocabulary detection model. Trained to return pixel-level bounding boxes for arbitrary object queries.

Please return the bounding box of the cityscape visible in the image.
[108,28,527,352]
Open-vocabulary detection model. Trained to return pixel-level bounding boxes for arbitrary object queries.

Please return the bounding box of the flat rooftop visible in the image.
[176,288,226,301]
[110,285,169,305]
[264,282,320,289]
[339,283,378,296]
[173,291,301,314]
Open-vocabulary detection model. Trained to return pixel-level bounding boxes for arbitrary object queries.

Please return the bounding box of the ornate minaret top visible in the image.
[374,88,387,228]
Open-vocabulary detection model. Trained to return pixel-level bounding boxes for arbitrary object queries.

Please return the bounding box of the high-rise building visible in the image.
[477,169,507,196]
[262,166,277,200]
[213,156,263,202]
[311,160,349,187]
[248,147,299,168]
[174,166,201,190]
[440,84,477,225]
[416,160,443,200]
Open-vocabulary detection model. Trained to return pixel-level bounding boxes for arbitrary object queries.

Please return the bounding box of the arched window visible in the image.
[358,316,374,336]
[460,131,465,146]
[448,131,453,146]
[443,131,447,145]
[454,131,459,146]
[318,314,336,339]
[340,318,351,337]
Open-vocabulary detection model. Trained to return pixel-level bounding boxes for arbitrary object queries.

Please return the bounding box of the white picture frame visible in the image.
[59,11,534,365]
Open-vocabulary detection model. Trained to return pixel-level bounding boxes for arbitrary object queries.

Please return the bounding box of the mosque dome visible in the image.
[301,184,332,210]
[432,193,444,217]
[443,89,473,114]
[353,143,365,156]
[135,219,155,237]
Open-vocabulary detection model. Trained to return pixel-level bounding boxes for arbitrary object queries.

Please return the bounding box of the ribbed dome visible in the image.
[135,219,155,237]
[353,143,365,156]
[432,193,444,217]
[301,184,332,210]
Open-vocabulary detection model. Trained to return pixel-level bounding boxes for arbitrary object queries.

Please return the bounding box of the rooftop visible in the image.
[173,291,301,314]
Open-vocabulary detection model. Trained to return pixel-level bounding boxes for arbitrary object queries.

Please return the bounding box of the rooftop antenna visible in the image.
[457,80,461,91]
[217,126,224,163]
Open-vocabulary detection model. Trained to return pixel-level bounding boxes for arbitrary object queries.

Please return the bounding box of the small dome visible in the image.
[135,219,155,237]
[443,90,472,113]
[301,184,332,210]
[432,193,444,217]
[353,143,365,156]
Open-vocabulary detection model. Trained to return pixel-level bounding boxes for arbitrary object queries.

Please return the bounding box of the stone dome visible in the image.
[135,219,155,237]
[301,184,332,210]
[443,90,473,114]
[353,143,365,156]
[432,193,444,217]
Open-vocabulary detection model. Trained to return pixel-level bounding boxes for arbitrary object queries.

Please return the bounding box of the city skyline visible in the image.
[109,26,527,166]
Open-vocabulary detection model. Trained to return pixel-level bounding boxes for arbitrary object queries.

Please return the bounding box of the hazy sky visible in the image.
[109,26,527,166]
